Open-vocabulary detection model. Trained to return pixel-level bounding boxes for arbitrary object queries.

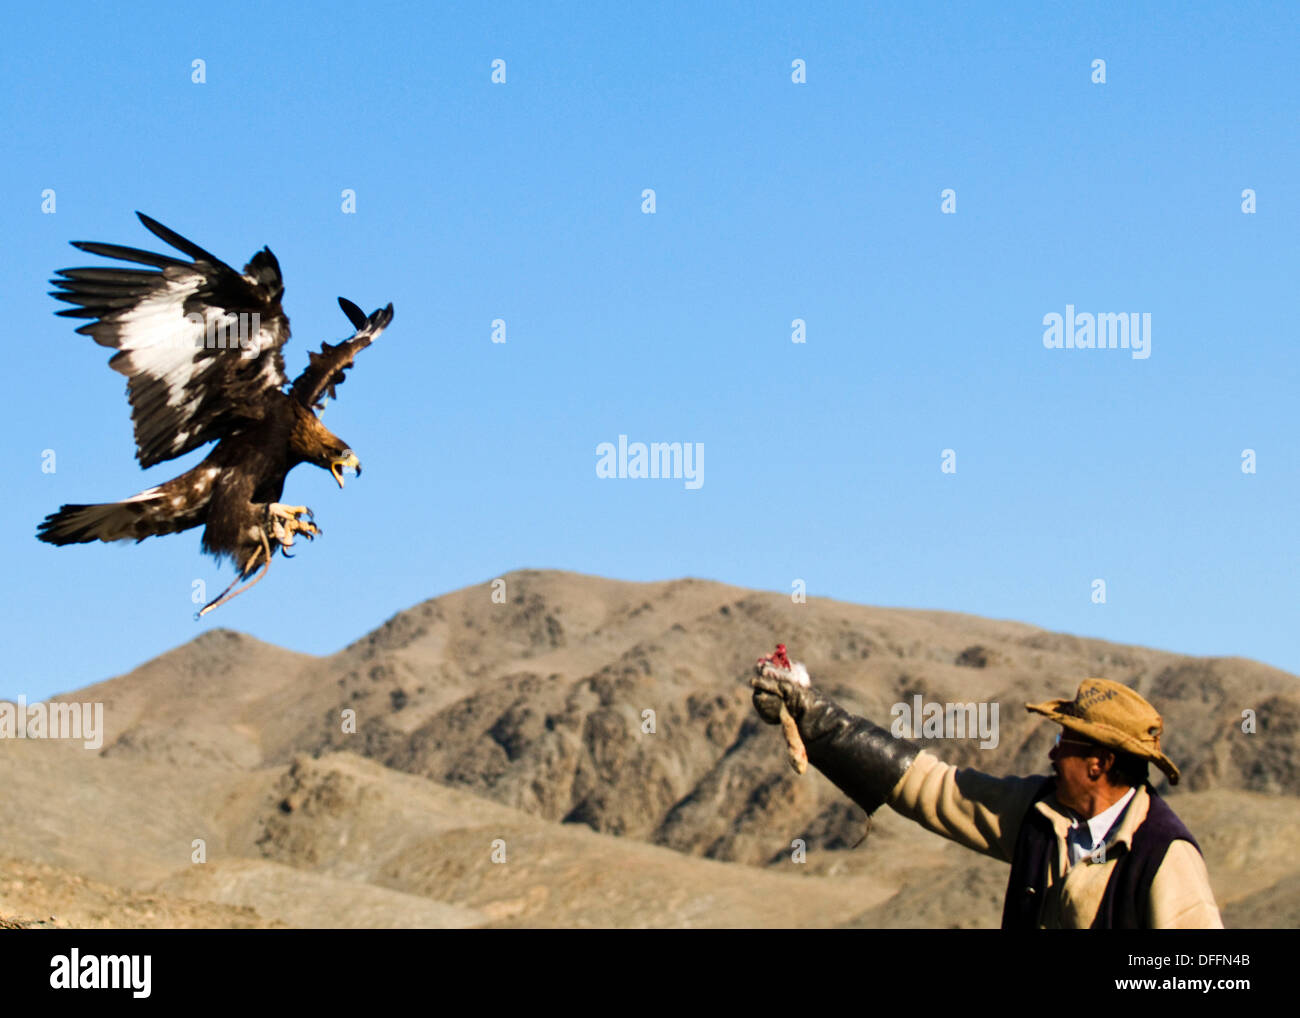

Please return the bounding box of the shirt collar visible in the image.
[1037,782,1146,853]
[1086,786,1136,846]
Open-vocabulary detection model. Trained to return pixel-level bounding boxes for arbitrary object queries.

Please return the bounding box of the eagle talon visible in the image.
[267,503,310,521]
[264,502,318,551]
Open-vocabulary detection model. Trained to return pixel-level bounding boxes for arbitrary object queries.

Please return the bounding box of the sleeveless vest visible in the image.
[1000,780,1201,929]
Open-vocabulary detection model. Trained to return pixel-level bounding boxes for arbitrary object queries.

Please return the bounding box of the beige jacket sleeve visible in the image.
[886,750,1049,862]
[1148,840,1224,929]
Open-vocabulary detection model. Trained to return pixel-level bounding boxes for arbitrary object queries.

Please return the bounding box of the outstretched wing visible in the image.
[289,298,394,411]
[50,212,292,468]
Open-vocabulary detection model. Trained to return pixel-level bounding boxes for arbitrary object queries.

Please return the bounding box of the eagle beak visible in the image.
[330,450,361,488]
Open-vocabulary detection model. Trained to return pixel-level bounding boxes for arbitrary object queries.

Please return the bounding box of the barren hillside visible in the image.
[2,570,1295,928]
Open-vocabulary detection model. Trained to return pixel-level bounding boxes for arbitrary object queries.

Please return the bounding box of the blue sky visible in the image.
[2,1,1297,701]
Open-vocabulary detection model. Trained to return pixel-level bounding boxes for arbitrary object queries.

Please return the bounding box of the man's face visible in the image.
[1049,731,1106,816]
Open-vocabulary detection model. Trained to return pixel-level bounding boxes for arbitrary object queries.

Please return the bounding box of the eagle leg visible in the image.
[194,528,273,619]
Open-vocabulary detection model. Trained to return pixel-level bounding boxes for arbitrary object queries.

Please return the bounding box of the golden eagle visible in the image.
[37,213,394,615]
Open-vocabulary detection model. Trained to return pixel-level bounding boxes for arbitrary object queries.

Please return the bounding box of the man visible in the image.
[751,668,1223,928]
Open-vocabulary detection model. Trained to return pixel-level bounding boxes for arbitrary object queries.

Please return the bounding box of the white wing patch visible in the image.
[108,273,210,426]
[51,215,292,468]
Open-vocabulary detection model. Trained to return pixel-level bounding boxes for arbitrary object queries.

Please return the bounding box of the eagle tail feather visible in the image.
[37,488,201,546]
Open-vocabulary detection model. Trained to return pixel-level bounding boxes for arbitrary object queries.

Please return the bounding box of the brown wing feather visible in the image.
[49,213,292,468]
[289,298,394,411]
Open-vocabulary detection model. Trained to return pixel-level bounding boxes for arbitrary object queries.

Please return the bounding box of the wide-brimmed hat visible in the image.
[1026,678,1180,784]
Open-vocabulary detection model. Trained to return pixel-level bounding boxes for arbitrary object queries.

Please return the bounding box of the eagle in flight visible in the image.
[37,213,394,616]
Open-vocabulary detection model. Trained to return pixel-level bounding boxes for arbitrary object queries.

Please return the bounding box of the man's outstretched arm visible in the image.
[753,665,1046,861]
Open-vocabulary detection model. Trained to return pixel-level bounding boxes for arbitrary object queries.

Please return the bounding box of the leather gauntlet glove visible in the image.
[753,670,920,815]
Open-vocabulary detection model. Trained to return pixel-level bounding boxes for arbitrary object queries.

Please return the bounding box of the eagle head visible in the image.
[291,407,362,488]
